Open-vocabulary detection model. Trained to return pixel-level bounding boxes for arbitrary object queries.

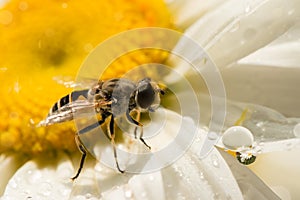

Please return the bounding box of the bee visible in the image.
[39,77,165,180]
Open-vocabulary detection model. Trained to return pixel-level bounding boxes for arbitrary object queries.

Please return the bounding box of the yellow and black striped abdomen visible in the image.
[49,89,89,116]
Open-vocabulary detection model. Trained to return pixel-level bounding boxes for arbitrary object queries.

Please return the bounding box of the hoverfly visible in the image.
[39,77,165,180]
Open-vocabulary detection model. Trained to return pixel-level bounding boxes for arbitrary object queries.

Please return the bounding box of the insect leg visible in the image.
[133,110,141,139]
[71,135,87,181]
[126,110,151,150]
[108,115,125,173]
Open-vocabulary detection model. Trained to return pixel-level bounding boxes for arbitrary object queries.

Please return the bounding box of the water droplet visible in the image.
[9,178,18,189]
[199,172,204,180]
[293,123,300,138]
[222,126,254,149]
[62,2,68,9]
[38,182,52,196]
[0,10,13,25]
[256,122,264,127]
[124,187,133,199]
[19,1,28,11]
[85,193,92,199]
[27,170,41,184]
[148,175,154,181]
[245,5,251,13]
[211,154,220,168]
[230,21,240,33]
[208,132,218,140]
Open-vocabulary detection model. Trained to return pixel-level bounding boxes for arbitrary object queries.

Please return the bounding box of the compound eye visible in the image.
[137,82,155,109]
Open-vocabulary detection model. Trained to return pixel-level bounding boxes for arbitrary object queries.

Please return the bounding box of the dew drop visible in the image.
[62,2,68,9]
[9,178,18,189]
[230,22,240,33]
[148,175,154,181]
[208,132,218,140]
[38,182,52,196]
[293,123,300,138]
[19,1,28,11]
[211,154,220,168]
[245,5,251,13]
[27,170,41,184]
[124,188,133,199]
[85,193,92,199]
[199,172,204,180]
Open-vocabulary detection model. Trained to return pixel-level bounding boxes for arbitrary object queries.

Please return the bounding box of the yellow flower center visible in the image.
[0,0,175,156]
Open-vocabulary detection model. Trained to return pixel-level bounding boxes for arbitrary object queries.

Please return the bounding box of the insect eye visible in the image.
[137,82,155,109]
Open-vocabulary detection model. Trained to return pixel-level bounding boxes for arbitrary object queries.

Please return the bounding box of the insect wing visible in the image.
[38,100,98,126]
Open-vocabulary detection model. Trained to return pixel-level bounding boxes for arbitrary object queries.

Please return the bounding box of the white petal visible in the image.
[249,146,300,199]
[0,154,27,196]
[222,63,300,117]
[172,0,300,72]
[166,0,226,29]
[2,153,73,200]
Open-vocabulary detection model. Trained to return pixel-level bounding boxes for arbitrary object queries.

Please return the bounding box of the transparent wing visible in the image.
[38,100,98,126]
[52,75,99,89]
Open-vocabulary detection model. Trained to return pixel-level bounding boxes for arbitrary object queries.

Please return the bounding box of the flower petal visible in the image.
[166,0,225,29]
[0,154,26,195]
[173,0,300,71]
[2,153,73,200]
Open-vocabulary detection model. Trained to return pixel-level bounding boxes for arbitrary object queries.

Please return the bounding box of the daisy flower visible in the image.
[1,0,300,199]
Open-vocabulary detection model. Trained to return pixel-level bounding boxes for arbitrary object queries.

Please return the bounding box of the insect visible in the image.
[39,77,165,180]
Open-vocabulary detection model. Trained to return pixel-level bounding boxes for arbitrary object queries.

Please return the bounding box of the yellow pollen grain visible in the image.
[0,0,175,156]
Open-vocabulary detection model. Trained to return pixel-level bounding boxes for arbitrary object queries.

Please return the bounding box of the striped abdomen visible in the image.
[48,89,89,116]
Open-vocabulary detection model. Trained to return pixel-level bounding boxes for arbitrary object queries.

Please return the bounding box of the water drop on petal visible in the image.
[293,123,300,138]
[222,126,254,149]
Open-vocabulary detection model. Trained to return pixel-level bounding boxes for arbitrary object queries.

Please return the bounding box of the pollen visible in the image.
[0,0,175,156]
